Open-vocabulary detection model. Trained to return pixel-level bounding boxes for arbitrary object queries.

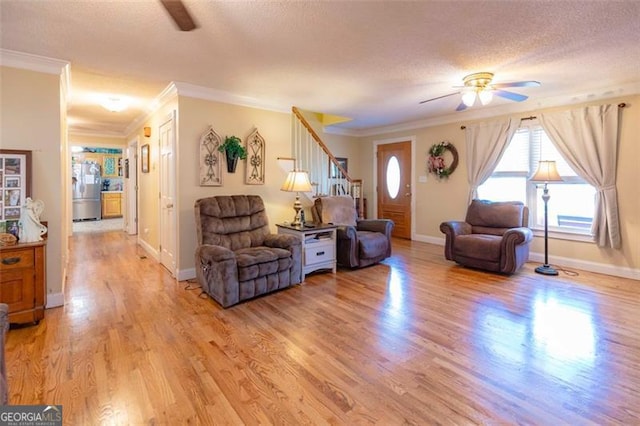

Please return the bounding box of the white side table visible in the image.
[276,223,337,282]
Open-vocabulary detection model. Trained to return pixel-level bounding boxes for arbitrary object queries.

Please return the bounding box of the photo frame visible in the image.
[330,157,348,178]
[0,149,32,222]
[141,144,150,173]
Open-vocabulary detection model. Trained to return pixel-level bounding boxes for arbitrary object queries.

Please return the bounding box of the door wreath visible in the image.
[427,141,458,179]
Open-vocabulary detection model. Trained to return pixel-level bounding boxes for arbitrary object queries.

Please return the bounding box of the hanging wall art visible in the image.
[199,126,223,186]
[427,141,458,180]
[245,128,265,185]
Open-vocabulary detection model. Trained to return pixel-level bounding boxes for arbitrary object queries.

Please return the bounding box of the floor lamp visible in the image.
[530,160,563,276]
[280,170,312,226]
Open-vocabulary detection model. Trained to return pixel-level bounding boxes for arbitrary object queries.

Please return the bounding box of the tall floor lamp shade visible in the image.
[280,170,312,226]
[530,160,563,275]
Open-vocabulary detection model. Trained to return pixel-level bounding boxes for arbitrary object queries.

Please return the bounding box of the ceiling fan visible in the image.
[159,0,198,31]
[420,72,540,111]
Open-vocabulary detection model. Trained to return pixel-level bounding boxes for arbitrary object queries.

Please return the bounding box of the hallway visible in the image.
[72,218,124,234]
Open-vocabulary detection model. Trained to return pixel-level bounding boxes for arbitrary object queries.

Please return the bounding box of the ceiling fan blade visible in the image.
[419,91,460,104]
[159,0,198,31]
[455,102,468,112]
[491,81,541,89]
[494,90,528,102]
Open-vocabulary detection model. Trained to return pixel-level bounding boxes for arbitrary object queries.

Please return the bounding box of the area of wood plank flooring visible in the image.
[6,231,639,424]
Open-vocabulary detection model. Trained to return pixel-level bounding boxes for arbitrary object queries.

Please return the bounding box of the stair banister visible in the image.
[291,106,364,219]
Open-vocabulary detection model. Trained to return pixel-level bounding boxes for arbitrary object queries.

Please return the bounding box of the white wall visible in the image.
[1,65,66,303]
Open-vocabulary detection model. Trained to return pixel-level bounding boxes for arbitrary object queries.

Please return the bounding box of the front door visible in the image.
[377,141,411,239]
[159,113,176,275]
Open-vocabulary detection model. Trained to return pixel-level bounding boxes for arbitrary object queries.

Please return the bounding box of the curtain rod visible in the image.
[460,103,627,130]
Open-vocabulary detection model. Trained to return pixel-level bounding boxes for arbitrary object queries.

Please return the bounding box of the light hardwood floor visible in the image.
[6,231,640,424]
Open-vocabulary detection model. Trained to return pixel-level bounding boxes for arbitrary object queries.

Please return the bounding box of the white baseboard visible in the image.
[138,238,159,261]
[177,267,196,281]
[528,252,640,281]
[412,233,639,280]
[412,234,445,245]
[137,238,198,281]
[46,292,64,308]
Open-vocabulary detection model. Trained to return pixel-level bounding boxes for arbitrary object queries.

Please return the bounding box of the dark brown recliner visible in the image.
[194,195,302,308]
[311,196,394,268]
[440,199,533,274]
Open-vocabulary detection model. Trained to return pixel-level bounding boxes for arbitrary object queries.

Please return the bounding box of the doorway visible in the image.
[70,145,124,234]
[376,139,413,239]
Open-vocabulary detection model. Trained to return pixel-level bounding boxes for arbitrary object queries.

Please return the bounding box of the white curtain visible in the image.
[539,104,620,248]
[465,118,518,203]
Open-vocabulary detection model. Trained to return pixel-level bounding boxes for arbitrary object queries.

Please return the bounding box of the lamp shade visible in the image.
[478,89,493,105]
[461,90,477,107]
[280,170,312,193]
[530,160,563,182]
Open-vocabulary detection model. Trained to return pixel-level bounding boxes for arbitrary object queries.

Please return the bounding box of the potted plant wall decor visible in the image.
[218,135,247,173]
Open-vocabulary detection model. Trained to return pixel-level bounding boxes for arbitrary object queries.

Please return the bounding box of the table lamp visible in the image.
[280,170,312,226]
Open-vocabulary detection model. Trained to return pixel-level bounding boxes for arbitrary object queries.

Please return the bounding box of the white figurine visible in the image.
[18,198,48,243]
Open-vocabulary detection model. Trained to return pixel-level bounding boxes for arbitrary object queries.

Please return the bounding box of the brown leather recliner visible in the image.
[194,195,302,308]
[440,199,533,274]
[311,196,394,268]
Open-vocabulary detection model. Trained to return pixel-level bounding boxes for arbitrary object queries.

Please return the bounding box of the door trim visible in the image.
[126,136,139,236]
[372,136,416,239]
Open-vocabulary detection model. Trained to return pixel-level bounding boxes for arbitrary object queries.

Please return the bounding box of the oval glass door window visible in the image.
[387,156,400,199]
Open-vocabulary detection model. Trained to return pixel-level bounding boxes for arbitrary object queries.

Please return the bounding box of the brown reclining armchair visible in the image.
[440,199,533,274]
[194,195,302,308]
[311,196,394,268]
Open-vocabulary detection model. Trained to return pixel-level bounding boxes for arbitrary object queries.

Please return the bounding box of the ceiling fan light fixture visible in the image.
[101,96,128,113]
[419,71,540,111]
[461,90,477,107]
[478,89,493,105]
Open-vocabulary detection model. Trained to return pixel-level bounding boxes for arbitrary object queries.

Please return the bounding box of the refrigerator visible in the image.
[72,162,102,221]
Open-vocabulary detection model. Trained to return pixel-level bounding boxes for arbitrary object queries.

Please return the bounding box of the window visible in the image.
[477,125,596,235]
[386,155,400,199]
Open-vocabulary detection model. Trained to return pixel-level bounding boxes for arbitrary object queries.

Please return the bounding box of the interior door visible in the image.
[126,139,138,235]
[159,113,176,275]
[377,141,412,239]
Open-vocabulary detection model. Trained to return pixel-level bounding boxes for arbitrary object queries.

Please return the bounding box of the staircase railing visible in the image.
[291,106,364,219]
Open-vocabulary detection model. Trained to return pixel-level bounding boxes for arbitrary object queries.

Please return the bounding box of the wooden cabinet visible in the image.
[276,223,337,282]
[0,241,46,325]
[102,192,122,218]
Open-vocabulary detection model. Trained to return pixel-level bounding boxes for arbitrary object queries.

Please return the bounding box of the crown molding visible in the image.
[123,82,179,136]
[172,81,290,114]
[60,63,71,100]
[347,81,640,137]
[322,126,361,137]
[0,49,70,75]
[69,130,129,139]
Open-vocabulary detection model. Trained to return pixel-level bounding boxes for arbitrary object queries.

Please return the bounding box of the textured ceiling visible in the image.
[1,0,639,136]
